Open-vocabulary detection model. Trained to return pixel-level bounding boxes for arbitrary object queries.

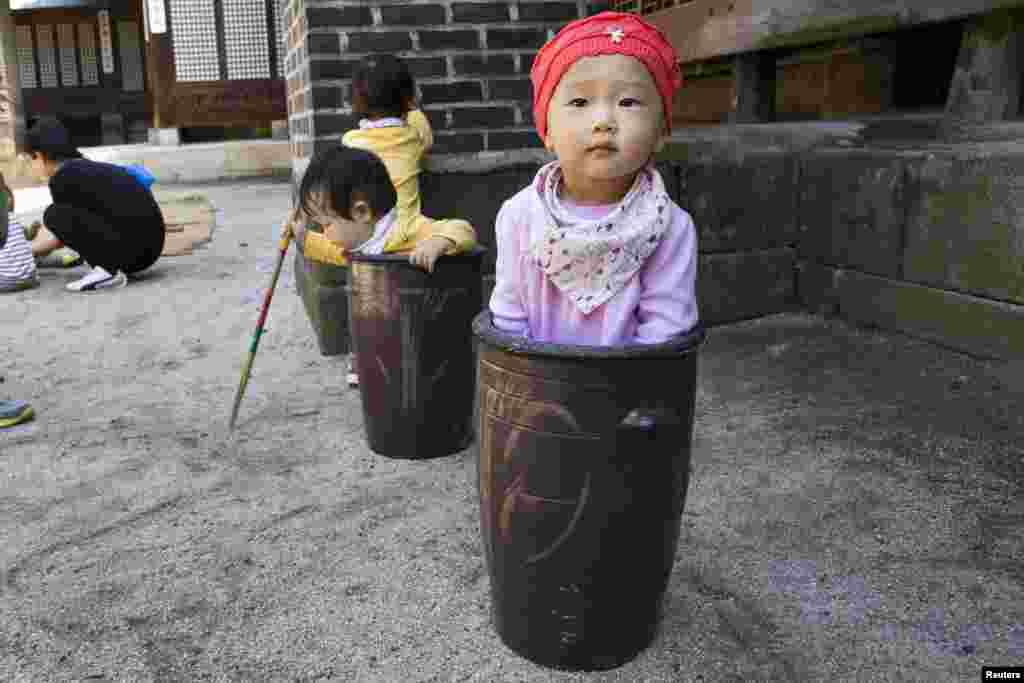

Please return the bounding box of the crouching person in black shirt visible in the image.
[26,118,165,292]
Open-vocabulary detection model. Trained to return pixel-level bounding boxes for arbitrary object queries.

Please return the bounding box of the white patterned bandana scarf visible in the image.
[529,161,670,315]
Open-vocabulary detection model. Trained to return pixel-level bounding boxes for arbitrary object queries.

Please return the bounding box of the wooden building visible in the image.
[609,0,1023,127]
[10,0,287,147]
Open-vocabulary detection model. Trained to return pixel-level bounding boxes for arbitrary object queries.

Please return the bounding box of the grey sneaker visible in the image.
[66,266,127,292]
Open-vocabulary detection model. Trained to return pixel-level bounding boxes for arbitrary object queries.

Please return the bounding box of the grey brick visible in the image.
[405,57,448,80]
[307,33,340,55]
[452,3,509,23]
[421,81,483,103]
[487,28,546,49]
[311,85,343,109]
[309,59,358,81]
[453,55,516,76]
[451,106,515,128]
[381,5,446,26]
[307,7,372,28]
[488,130,544,150]
[419,30,480,51]
[431,132,485,154]
[489,78,532,101]
[423,108,448,130]
[517,2,578,23]
[347,31,413,53]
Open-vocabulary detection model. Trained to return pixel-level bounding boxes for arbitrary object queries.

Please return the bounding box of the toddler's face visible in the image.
[305,191,376,250]
[545,54,666,192]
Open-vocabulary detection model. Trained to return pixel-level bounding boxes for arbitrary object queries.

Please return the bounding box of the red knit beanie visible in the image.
[531,11,683,141]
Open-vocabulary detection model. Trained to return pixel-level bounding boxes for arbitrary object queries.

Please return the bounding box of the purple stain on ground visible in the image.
[1007,625,1024,657]
[256,256,276,273]
[766,561,833,626]
[955,624,993,656]
[799,589,833,626]
[912,608,947,642]
[768,562,1005,655]
[909,609,987,657]
[766,560,818,594]
[831,575,882,625]
[240,289,263,306]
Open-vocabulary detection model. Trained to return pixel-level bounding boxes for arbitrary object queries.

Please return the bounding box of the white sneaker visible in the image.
[66,266,127,292]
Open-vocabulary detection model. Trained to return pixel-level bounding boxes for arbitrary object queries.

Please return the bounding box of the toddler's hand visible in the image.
[409,235,455,273]
[282,207,302,241]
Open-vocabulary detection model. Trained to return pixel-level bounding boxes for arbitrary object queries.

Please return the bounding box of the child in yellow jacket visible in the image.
[340,54,435,247]
[286,145,477,385]
[289,145,475,271]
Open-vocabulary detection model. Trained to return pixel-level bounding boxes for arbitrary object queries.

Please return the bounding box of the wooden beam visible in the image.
[643,0,1024,64]
[730,52,775,122]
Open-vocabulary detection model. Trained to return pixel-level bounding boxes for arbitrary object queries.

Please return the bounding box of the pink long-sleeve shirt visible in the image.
[489,185,699,346]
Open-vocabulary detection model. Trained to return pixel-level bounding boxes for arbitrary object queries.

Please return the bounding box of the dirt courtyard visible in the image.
[1,179,1021,682]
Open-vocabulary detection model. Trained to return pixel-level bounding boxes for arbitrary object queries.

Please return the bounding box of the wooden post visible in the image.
[944,8,1024,125]
[0,0,24,160]
[143,0,178,144]
[730,52,775,123]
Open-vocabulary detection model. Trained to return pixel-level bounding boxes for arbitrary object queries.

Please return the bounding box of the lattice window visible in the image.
[224,0,271,79]
[118,21,145,91]
[170,0,219,81]
[16,25,37,89]
[57,23,79,87]
[272,0,287,77]
[36,25,58,88]
[78,23,99,86]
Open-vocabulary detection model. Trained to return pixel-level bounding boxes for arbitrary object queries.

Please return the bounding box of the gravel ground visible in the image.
[1,179,1021,682]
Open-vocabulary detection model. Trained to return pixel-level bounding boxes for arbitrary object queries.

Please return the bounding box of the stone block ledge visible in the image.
[798,262,1024,361]
[86,140,293,184]
[424,148,554,174]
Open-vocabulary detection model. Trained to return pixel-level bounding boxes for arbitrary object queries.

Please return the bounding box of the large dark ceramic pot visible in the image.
[473,312,705,671]
[348,248,485,459]
[294,240,351,357]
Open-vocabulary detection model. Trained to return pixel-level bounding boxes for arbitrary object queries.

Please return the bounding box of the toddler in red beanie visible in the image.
[489,11,699,345]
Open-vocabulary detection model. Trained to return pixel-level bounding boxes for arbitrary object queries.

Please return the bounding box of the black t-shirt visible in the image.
[49,158,164,227]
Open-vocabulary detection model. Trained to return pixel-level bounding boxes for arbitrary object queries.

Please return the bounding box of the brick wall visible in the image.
[285,1,610,175]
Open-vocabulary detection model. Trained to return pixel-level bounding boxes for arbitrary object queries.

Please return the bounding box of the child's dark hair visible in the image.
[351,55,415,118]
[298,145,397,221]
[25,117,83,162]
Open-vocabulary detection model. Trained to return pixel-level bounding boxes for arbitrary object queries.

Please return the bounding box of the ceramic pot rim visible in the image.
[472,311,706,359]
[349,246,488,264]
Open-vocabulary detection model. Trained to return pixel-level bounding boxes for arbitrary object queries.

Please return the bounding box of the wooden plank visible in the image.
[23,89,149,117]
[642,0,1024,63]
[167,79,286,128]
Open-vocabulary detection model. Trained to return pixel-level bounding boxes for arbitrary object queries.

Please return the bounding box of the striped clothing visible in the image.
[0,215,38,290]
